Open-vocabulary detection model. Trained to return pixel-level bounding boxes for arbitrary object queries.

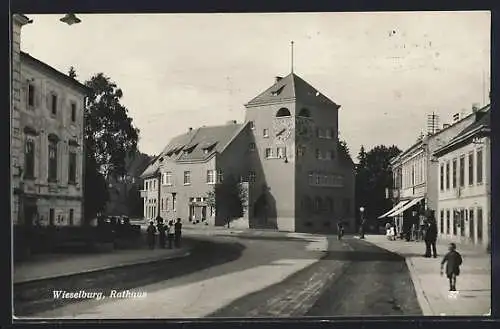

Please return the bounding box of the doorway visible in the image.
[23,199,37,227]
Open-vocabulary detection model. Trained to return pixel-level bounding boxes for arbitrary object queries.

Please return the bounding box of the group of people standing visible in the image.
[146,217,182,249]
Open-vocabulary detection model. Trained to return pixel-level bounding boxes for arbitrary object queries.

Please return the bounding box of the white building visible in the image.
[433,109,490,249]
[382,104,490,235]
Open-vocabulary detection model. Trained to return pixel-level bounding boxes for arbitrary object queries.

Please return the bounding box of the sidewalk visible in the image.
[14,246,191,284]
[364,235,491,316]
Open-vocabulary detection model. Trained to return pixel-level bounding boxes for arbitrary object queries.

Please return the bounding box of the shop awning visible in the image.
[378,200,409,219]
[389,197,424,217]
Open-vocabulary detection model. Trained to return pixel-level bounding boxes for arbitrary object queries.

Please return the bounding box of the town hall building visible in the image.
[140,72,355,233]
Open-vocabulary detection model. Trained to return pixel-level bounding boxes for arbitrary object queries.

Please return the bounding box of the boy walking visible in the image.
[440,243,463,291]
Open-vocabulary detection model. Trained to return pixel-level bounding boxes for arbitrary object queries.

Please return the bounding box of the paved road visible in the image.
[210,236,422,317]
[15,231,421,318]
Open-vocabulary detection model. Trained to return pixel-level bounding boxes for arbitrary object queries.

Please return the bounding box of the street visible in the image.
[15,230,422,318]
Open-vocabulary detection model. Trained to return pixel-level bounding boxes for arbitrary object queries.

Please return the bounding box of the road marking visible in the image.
[30,258,320,319]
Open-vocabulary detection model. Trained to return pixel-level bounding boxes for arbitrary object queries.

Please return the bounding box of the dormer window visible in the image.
[271,85,285,96]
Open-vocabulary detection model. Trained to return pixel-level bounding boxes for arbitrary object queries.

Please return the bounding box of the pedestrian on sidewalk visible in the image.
[440,242,463,291]
[174,218,182,248]
[167,220,174,249]
[146,221,157,249]
[337,220,345,240]
[424,210,438,258]
[156,216,166,249]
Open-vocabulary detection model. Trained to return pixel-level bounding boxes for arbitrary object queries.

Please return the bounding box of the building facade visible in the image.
[384,105,489,234]
[434,110,490,249]
[140,73,355,233]
[12,51,88,227]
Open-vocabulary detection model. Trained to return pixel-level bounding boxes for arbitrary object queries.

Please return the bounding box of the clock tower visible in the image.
[244,73,355,233]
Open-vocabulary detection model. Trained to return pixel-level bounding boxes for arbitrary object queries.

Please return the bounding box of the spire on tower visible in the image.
[291,40,294,74]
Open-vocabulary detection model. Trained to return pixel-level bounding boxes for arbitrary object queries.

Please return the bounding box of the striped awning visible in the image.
[378,200,409,219]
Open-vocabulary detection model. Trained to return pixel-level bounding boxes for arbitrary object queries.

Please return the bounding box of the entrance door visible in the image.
[201,206,207,222]
[189,205,194,222]
[23,203,37,227]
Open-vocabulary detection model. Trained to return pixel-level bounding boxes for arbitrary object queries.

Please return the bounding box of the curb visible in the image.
[405,257,434,316]
[14,250,192,285]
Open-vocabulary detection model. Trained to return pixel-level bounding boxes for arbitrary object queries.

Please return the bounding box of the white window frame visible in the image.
[207,170,215,184]
[184,171,191,185]
[265,148,273,159]
[263,128,269,138]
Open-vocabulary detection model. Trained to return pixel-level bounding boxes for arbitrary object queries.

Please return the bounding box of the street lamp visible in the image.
[60,13,82,25]
[359,206,366,239]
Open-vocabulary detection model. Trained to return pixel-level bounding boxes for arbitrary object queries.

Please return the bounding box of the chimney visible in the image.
[275,76,283,83]
[226,120,237,125]
[188,127,193,132]
[452,113,460,122]
[472,103,480,113]
[443,123,450,129]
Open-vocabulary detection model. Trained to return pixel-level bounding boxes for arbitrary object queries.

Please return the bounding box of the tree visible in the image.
[68,66,77,79]
[85,73,140,179]
[82,73,140,222]
[361,145,402,228]
[206,174,247,227]
[355,145,369,228]
[337,139,351,158]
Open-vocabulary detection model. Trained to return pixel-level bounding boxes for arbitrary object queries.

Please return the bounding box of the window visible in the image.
[469,208,474,241]
[445,161,450,190]
[68,150,77,184]
[165,172,172,185]
[314,197,322,212]
[263,129,269,138]
[172,193,177,211]
[249,143,256,151]
[325,128,333,139]
[298,108,311,117]
[69,209,74,226]
[48,138,58,182]
[71,102,77,122]
[315,174,320,185]
[276,108,291,117]
[477,148,483,184]
[248,171,256,182]
[49,208,55,226]
[24,138,35,179]
[297,145,306,157]
[327,150,335,160]
[207,170,215,184]
[28,83,35,107]
[308,172,314,185]
[452,159,457,188]
[452,210,458,235]
[249,121,255,129]
[468,152,474,186]
[446,210,450,234]
[265,148,273,159]
[51,93,58,115]
[217,170,223,183]
[145,181,148,190]
[477,207,483,241]
[459,156,465,187]
[460,209,465,237]
[326,197,334,213]
[315,149,322,160]
[184,171,191,185]
[277,147,286,158]
[316,128,323,138]
[165,197,169,210]
[440,210,444,233]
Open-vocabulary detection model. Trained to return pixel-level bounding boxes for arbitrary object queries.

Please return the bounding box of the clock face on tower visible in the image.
[273,118,293,143]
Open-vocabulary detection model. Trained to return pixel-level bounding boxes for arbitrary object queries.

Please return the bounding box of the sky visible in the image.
[20,12,491,158]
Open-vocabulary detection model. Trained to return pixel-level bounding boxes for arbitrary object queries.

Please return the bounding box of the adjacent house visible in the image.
[140,72,355,233]
[12,50,89,227]
[433,109,490,249]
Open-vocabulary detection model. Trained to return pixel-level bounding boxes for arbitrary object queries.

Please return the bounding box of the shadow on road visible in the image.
[14,238,245,316]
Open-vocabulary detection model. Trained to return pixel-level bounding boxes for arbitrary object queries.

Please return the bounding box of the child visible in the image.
[440,243,463,291]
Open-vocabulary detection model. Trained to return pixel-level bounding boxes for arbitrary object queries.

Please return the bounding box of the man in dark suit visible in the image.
[424,209,438,258]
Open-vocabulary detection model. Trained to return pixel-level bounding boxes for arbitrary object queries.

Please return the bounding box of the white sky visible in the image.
[20,12,490,157]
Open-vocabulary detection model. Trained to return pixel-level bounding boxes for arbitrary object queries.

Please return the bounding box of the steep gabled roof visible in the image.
[140,122,245,178]
[245,73,340,109]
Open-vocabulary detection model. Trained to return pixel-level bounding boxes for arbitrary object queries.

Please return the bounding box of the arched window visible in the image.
[298,108,311,117]
[276,107,291,117]
[326,197,334,213]
[303,196,312,212]
[314,197,323,213]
